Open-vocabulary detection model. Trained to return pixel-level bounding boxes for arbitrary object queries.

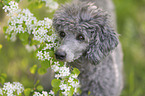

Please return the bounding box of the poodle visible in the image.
[52,0,123,96]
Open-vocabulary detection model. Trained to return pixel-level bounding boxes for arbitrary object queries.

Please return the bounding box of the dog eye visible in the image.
[59,31,65,38]
[76,34,85,41]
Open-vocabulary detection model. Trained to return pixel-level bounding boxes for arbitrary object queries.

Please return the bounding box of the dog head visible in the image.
[53,2,118,64]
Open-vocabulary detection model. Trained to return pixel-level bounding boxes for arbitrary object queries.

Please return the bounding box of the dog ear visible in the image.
[85,14,119,64]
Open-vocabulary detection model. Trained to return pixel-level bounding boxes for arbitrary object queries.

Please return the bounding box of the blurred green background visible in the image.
[0,0,145,96]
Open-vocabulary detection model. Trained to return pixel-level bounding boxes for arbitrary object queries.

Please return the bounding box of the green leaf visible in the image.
[28,1,44,10]
[34,80,40,88]
[19,32,29,41]
[0,73,7,84]
[72,68,80,76]
[41,60,50,68]
[31,40,40,45]
[36,85,43,92]
[38,68,47,75]
[30,65,37,74]
[53,87,60,95]
[49,51,54,57]
[51,79,61,88]
[59,91,63,96]
[15,0,20,3]
[24,88,32,96]
[0,77,5,84]
[3,26,8,33]
[1,73,7,79]
[3,0,10,5]
[0,2,3,7]
[68,86,74,96]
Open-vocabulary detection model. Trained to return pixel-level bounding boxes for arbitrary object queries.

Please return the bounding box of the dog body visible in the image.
[52,0,123,96]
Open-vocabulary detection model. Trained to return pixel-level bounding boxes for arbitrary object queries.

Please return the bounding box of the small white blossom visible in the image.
[42,91,48,96]
[33,92,43,96]
[51,65,59,72]
[54,61,60,66]
[68,77,74,83]
[55,74,60,79]
[0,88,3,95]
[49,90,54,96]
[59,83,67,90]
[37,51,44,60]
[42,43,53,50]
[72,74,78,79]
[59,66,70,77]
[44,51,51,60]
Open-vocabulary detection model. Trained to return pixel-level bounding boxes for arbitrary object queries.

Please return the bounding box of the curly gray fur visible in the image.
[53,0,123,96]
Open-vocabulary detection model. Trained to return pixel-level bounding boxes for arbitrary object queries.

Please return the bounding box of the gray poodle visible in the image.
[53,0,123,96]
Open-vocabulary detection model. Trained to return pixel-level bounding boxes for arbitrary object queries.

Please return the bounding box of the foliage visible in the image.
[0,0,80,96]
[113,0,145,96]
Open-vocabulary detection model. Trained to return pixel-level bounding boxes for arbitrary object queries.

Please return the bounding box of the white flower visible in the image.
[55,74,60,79]
[54,61,60,66]
[33,92,43,96]
[44,51,51,60]
[0,88,3,95]
[2,5,10,12]
[37,27,48,36]
[68,77,74,83]
[13,82,24,95]
[66,86,71,91]
[38,20,45,26]
[62,91,69,96]
[42,43,53,50]
[22,9,33,17]
[42,91,48,96]
[59,66,70,77]
[59,83,67,90]
[16,25,24,33]
[37,51,44,60]
[49,90,54,96]
[51,65,59,72]
[72,74,78,79]
[60,85,71,96]
[2,82,24,96]
[44,18,52,28]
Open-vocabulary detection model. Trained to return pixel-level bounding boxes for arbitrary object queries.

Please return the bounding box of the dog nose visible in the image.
[55,49,66,60]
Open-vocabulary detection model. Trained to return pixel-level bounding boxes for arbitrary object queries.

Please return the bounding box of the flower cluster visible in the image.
[3,1,56,43]
[33,90,54,96]
[37,51,51,61]
[52,62,80,95]
[0,82,24,96]
[42,0,59,11]
[2,1,19,15]
[3,1,81,96]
